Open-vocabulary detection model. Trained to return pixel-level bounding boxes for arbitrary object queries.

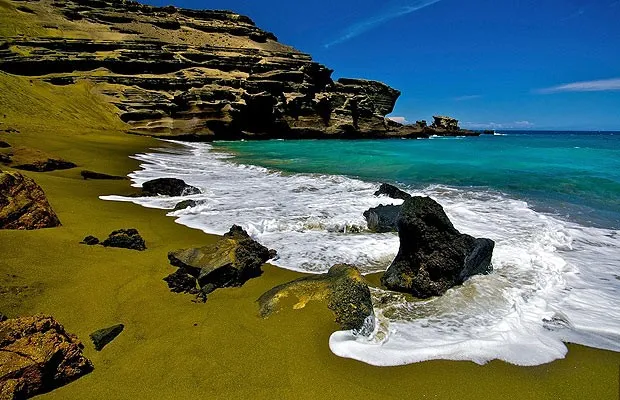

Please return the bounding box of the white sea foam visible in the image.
[102,141,620,366]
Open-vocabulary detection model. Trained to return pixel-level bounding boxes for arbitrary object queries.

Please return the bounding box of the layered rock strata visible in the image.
[0,0,477,139]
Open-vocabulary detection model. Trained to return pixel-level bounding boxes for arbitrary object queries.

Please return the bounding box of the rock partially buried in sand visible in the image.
[0,315,93,399]
[363,204,401,233]
[80,170,128,180]
[90,324,124,351]
[374,183,411,200]
[80,235,100,245]
[0,171,61,230]
[258,264,374,332]
[101,229,146,251]
[167,225,275,301]
[14,159,77,172]
[142,178,200,197]
[0,141,10,148]
[381,196,494,298]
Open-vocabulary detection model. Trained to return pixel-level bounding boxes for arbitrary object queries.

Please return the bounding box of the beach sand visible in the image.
[0,73,618,399]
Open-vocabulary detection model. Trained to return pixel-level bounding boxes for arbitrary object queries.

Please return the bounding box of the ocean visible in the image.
[103,131,620,366]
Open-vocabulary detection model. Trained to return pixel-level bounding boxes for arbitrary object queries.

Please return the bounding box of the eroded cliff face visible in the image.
[0,0,415,139]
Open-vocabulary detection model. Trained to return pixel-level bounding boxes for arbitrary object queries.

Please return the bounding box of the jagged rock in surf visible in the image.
[381,196,494,298]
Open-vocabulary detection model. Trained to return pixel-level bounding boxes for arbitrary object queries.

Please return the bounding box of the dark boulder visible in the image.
[90,324,124,351]
[0,141,10,148]
[173,199,197,211]
[258,264,374,332]
[374,183,411,200]
[381,196,494,298]
[0,171,61,230]
[80,235,100,245]
[167,225,275,298]
[363,204,401,233]
[13,158,77,172]
[80,170,127,180]
[101,228,146,251]
[142,178,200,196]
[0,315,93,399]
[163,269,198,294]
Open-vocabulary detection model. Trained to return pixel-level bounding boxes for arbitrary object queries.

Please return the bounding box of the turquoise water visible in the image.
[215,131,620,229]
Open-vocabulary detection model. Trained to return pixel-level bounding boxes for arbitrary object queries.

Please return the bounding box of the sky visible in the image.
[144,0,620,130]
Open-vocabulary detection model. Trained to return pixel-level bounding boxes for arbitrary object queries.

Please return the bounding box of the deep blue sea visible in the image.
[105,131,620,366]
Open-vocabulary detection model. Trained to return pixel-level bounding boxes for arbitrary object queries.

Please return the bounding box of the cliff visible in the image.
[0,0,476,139]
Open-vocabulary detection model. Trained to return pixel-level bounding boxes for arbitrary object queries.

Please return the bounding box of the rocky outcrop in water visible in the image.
[374,183,411,200]
[258,264,374,332]
[141,178,200,197]
[167,225,275,301]
[381,196,494,298]
[0,315,93,399]
[363,205,401,233]
[0,171,61,230]
[0,0,479,140]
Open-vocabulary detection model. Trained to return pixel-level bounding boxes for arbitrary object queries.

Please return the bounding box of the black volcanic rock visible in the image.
[173,199,198,210]
[80,170,127,180]
[13,158,76,172]
[141,178,200,197]
[167,225,275,300]
[363,205,401,233]
[381,196,494,298]
[374,183,411,200]
[90,324,124,351]
[101,228,146,251]
[80,235,100,245]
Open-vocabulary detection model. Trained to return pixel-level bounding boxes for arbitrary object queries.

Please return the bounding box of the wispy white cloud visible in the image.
[387,116,409,124]
[324,0,442,48]
[463,121,535,130]
[453,95,482,101]
[537,78,620,94]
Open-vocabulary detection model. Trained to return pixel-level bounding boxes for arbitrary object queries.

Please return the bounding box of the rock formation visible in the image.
[381,196,495,298]
[141,178,200,197]
[80,170,127,180]
[258,264,374,332]
[90,324,124,351]
[173,199,198,211]
[101,228,146,250]
[0,315,93,399]
[0,170,61,230]
[374,183,411,200]
[166,225,275,301]
[0,0,479,140]
[363,205,401,233]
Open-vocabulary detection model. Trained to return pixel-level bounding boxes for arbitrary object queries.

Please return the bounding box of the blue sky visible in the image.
[144,0,620,130]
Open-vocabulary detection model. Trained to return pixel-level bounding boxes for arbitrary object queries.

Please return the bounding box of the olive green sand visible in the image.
[0,75,619,400]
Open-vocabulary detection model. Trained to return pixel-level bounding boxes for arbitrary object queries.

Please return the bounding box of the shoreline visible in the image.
[1,123,620,398]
